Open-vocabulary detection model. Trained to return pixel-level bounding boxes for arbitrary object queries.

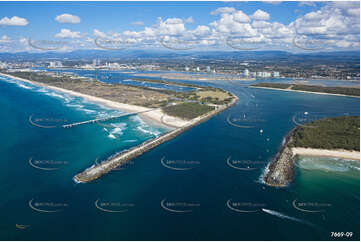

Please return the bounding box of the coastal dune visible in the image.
[0,72,238,183]
[0,73,188,128]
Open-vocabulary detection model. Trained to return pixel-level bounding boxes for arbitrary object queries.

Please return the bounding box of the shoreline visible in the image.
[74,95,238,183]
[292,147,360,161]
[264,128,360,187]
[0,72,239,183]
[249,86,360,98]
[0,72,188,129]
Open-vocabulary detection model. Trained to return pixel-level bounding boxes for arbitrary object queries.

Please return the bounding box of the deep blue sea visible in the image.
[0,71,359,240]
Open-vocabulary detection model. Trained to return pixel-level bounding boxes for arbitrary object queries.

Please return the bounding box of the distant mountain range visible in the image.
[0,50,359,62]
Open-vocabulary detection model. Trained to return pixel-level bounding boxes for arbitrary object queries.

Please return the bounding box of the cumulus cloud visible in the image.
[251,10,270,20]
[55,29,81,38]
[0,16,28,26]
[0,35,11,42]
[290,1,360,49]
[55,14,80,24]
[93,29,107,38]
[157,17,185,35]
[192,25,211,36]
[233,10,251,23]
[43,2,358,52]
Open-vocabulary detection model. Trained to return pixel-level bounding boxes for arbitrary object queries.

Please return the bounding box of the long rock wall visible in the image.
[74,96,238,183]
[263,128,297,187]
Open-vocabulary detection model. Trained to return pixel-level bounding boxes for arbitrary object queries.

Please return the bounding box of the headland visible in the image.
[264,116,360,187]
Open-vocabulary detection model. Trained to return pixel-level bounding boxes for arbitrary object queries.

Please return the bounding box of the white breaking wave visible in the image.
[81,108,97,114]
[108,133,116,139]
[45,91,68,100]
[103,122,127,139]
[124,139,137,143]
[17,83,33,90]
[1,77,34,90]
[37,88,48,93]
[132,115,161,137]
[137,125,161,136]
[257,161,271,185]
[296,157,360,172]
[66,104,84,109]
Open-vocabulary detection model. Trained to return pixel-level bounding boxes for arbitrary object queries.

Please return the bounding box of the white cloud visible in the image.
[298,2,317,7]
[211,7,236,15]
[55,29,81,38]
[251,10,270,20]
[263,1,282,5]
[131,21,144,26]
[157,17,185,35]
[0,16,28,26]
[252,20,271,29]
[55,14,80,24]
[185,16,194,24]
[192,25,211,36]
[42,3,359,52]
[233,10,250,23]
[0,35,11,43]
[289,1,360,49]
[93,29,107,38]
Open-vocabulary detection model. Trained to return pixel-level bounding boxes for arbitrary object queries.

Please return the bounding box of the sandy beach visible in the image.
[0,73,188,128]
[249,86,360,98]
[292,147,360,161]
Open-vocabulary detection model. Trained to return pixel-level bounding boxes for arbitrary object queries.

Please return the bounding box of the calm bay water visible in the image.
[0,71,359,240]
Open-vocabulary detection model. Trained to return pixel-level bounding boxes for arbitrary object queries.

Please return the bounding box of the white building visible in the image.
[243,69,249,77]
[0,61,8,69]
[49,61,63,68]
[273,71,280,78]
[185,66,190,72]
[263,72,271,78]
[92,59,100,67]
[206,66,211,72]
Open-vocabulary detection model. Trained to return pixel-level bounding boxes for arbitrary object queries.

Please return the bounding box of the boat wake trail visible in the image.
[262,209,316,228]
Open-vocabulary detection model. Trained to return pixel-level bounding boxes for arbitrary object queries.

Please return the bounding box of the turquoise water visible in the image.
[0,72,359,240]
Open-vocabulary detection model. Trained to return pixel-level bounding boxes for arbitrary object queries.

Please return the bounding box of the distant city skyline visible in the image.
[0,1,359,52]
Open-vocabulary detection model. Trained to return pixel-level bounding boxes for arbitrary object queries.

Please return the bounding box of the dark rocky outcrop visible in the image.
[263,129,296,187]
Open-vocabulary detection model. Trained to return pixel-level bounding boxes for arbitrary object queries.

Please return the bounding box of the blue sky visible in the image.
[0,1,359,52]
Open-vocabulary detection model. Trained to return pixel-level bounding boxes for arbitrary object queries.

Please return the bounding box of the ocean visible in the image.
[0,71,359,240]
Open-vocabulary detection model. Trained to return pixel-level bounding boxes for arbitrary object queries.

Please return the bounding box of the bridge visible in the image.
[62,109,155,128]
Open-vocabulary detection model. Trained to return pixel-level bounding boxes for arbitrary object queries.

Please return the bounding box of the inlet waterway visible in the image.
[0,70,359,240]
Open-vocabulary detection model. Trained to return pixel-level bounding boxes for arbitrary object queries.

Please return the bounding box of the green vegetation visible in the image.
[131,78,203,88]
[174,87,233,105]
[252,83,291,89]
[251,82,360,97]
[162,102,215,120]
[5,71,235,120]
[290,116,360,151]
